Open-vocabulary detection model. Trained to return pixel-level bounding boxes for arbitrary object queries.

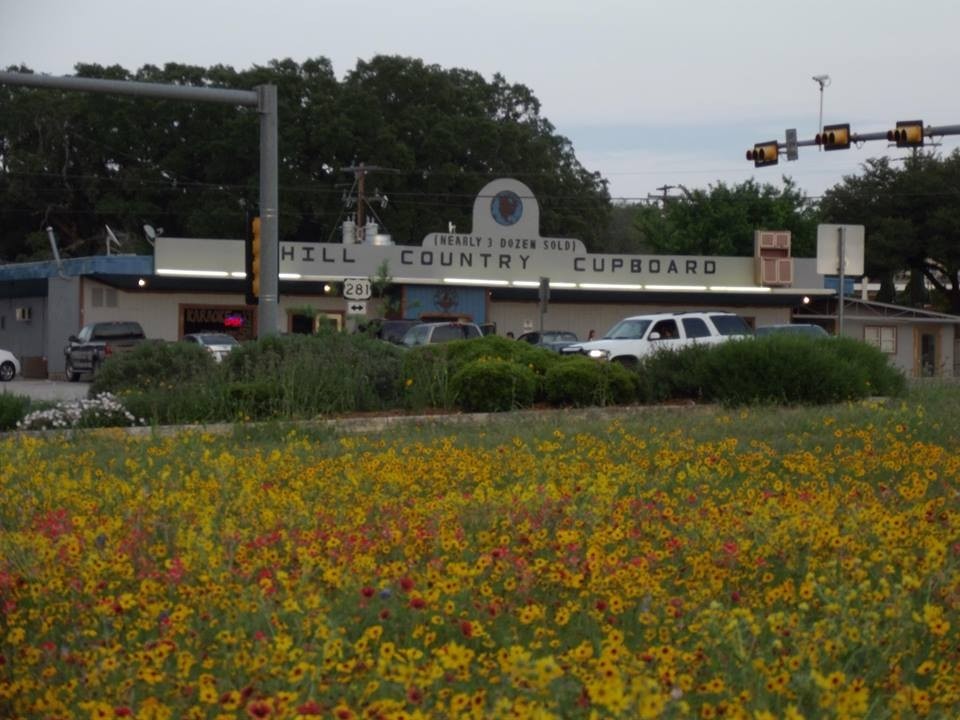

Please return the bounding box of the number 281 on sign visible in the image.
[343,278,372,300]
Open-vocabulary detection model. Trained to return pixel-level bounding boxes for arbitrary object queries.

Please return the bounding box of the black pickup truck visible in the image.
[64,321,146,381]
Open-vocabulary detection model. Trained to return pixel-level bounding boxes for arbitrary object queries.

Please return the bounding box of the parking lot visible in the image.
[1,378,90,403]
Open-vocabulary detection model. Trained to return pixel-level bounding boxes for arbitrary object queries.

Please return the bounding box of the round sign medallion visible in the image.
[490,190,523,226]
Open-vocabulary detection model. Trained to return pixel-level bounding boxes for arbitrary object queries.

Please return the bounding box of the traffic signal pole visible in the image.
[0,70,281,338]
[746,119,960,168]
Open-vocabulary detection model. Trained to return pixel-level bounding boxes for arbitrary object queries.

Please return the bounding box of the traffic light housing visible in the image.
[887,120,924,147]
[817,123,850,150]
[246,216,261,305]
[747,141,779,167]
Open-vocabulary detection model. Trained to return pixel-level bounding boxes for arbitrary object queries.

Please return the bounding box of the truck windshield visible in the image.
[605,319,651,340]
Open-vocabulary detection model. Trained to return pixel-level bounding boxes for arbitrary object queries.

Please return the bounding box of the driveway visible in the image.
[1,378,90,404]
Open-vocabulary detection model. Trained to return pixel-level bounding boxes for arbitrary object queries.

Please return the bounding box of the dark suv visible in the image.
[64,321,146,381]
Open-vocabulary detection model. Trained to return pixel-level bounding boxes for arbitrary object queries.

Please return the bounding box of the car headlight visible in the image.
[587,348,610,360]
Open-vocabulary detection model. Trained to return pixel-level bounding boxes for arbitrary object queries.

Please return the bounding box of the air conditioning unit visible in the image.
[15,307,32,322]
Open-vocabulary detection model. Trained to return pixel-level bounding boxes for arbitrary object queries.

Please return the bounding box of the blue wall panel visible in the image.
[404,285,486,323]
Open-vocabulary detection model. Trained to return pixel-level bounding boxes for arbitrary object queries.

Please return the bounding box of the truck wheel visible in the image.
[65,359,80,382]
[0,361,14,382]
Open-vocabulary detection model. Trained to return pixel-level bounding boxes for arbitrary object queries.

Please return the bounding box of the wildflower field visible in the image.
[1,387,958,719]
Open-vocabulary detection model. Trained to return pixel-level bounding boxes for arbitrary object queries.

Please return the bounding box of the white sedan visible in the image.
[182,333,240,362]
[0,349,20,381]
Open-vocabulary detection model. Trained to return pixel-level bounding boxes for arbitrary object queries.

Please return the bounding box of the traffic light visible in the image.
[746,141,779,167]
[816,123,850,150]
[887,120,924,147]
[246,216,261,305]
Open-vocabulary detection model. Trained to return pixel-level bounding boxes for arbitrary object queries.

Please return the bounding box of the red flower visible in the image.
[361,586,375,598]
[399,576,415,592]
[296,700,323,715]
[409,596,426,610]
[407,686,423,704]
[246,700,271,718]
[460,620,473,637]
[114,709,133,717]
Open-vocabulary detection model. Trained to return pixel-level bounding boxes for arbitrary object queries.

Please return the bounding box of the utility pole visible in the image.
[647,184,677,206]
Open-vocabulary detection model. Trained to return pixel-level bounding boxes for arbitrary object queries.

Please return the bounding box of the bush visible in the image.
[223,331,406,418]
[0,392,31,431]
[635,344,713,404]
[401,345,454,411]
[663,335,907,406]
[450,357,538,412]
[90,340,217,395]
[545,357,637,408]
[17,393,145,431]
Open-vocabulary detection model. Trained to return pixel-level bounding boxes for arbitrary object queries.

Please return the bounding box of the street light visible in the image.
[812,74,831,150]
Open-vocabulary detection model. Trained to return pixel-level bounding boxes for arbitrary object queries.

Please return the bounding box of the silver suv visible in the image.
[563,311,752,366]
[401,321,483,348]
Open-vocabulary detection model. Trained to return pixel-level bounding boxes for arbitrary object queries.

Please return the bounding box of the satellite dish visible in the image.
[142,224,163,247]
[105,225,123,255]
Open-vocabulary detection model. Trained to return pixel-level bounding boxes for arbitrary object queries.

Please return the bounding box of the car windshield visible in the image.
[605,319,651,340]
[194,334,238,345]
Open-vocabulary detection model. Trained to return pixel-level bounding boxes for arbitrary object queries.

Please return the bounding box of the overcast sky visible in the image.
[3,0,959,203]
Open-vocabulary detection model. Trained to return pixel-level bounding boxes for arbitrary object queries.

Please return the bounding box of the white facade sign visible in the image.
[154,179,786,291]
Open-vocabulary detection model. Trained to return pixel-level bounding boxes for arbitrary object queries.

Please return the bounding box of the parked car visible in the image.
[0,348,20,382]
[517,330,580,352]
[364,318,422,345]
[562,311,752,366]
[401,321,483,348]
[64,321,147,381]
[755,323,829,338]
[183,332,240,362]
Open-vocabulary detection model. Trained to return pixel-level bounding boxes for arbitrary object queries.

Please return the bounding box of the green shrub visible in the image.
[401,345,454,411]
[0,392,31,431]
[223,331,406,418]
[545,357,637,407]
[450,357,537,412]
[91,340,217,395]
[636,344,712,403]
[630,335,906,407]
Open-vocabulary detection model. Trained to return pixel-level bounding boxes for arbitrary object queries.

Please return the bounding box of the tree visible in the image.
[819,152,960,312]
[632,178,820,257]
[0,56,610,261]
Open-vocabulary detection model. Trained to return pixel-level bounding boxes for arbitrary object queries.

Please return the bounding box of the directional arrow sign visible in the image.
[346,301,367,316]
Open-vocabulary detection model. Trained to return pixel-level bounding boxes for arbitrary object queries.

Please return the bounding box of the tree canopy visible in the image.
[630,178,820,258]
[819,152,960,312]
[0,56,610,261]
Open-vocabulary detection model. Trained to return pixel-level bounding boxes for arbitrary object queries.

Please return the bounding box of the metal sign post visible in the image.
[837,226,845,336]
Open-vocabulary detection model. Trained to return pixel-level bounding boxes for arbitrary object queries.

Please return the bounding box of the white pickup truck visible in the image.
[562,311,752,366]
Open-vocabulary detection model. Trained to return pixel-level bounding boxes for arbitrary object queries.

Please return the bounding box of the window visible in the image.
[864,325,896,354]
[651,320,679,340]
[682,317,711,339]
